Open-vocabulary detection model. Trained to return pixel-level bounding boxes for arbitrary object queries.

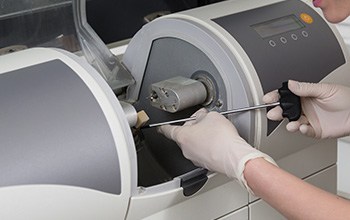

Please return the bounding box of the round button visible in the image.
[291,34,298,40]
[302,31,309,37]
[269,40,276,47]
[300,13,314,24]
[280,37,287,44]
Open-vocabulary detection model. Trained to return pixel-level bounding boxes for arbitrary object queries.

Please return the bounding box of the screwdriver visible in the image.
[141,81,301,128]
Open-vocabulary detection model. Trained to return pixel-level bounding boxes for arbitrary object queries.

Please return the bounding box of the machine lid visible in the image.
[0,0,135,92]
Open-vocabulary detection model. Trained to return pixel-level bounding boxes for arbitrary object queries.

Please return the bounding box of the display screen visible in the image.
[251,15,305,38]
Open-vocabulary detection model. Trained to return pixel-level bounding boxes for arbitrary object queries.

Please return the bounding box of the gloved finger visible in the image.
[262,89,280,104]
[288,80,335,99]
[157,125,182,141]
[299,124,317,138]
[185,108,208,126]
[190,108,208,117]
[194,108,208,120]
[266,106,283,121]
[286,115,309,132]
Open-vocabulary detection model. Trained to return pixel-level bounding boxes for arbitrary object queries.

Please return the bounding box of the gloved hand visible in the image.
[157,108,277,194]
[263,80,350,139]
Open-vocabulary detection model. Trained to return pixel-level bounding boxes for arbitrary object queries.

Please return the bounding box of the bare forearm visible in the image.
[244,158,350,220]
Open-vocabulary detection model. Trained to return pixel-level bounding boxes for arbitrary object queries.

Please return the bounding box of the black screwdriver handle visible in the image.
[278,81,301,121]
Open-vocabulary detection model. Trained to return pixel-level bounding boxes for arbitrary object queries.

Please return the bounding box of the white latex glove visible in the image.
[157,108,277,193]
[263,80,350,139]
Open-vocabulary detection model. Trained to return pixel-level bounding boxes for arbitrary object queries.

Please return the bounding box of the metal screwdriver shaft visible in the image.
[142,81,301,129]
[143,102,280,128]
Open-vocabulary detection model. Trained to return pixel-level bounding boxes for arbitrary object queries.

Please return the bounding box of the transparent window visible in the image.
[0,0,80,54]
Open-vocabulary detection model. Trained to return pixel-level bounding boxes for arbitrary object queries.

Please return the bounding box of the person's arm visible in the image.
[158,109,276,193]
[158,79,350,219]
[244,158,350,220]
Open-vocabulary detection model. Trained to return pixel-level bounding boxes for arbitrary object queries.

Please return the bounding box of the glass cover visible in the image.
[0,0,80,54]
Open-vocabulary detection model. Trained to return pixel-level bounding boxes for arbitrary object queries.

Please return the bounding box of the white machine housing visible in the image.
[123,0,350,218]
[0,0,349,219]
